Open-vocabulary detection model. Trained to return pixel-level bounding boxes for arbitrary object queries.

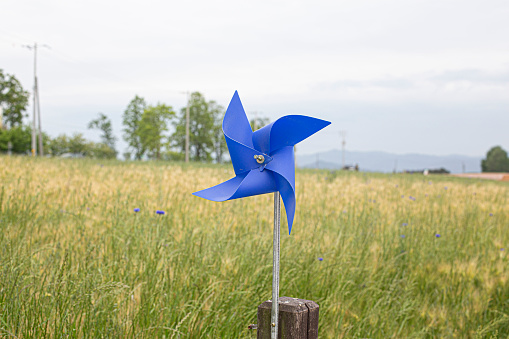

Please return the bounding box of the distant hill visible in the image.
[297,149,482,173]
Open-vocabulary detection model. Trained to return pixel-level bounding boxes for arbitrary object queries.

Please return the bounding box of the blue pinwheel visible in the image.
[193,91,330,234]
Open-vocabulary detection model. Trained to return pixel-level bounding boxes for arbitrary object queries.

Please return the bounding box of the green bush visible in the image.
[0,125,49,154]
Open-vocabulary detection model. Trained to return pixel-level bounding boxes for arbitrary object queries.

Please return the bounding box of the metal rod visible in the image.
[271,192,281,339]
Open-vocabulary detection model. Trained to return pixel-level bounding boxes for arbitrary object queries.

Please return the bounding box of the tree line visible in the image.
[120,92,232,162]
[0,68,269,162]
[2,68,508,171]
[0,90,229,161]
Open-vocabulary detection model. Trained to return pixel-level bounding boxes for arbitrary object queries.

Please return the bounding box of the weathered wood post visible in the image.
[257,296,319,339]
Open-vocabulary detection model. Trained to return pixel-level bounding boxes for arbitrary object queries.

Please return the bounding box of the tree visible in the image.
[0,69,30,129]
[481,146,509,172]
[0,125,33,154]
[48,133,89,156]
[122,95,147,160]
[0,125,50,154]
[250,116,270,131]
[48,133,115,159]
[48,134,70,156]
[171,92,225,162]
[88,112,117,157]
[88,142,117,159]
[137,103,175,160]
[67,133,89,155]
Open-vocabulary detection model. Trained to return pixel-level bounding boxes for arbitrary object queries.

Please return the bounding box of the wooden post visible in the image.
[257,297,319,339]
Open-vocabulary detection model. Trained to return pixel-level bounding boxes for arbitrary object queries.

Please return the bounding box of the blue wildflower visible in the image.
[134,208,140,212]
[444,187,448,190]
[401,235,406,238]
[156,210,165,215]
[318,257,323,261]
[501,248,505,251]
[489,213,493,217]
[435,234,441,238]
[402,223,408,226]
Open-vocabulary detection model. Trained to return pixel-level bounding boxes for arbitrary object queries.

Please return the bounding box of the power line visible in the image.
[47,48,127,83]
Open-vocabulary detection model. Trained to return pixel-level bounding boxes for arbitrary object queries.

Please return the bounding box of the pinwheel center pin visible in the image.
[254,154,273,171]
[254,155,265,164]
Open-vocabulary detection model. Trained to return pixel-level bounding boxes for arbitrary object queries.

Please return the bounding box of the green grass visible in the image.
[1,156,508,338]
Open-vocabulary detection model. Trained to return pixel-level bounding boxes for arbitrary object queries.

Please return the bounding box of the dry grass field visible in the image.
[1,156,508,338]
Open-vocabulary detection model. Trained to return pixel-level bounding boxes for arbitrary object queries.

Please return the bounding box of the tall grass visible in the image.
[0,156,508,338]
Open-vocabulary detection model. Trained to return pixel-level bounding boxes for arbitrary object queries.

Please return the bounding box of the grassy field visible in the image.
[1,156,508,338]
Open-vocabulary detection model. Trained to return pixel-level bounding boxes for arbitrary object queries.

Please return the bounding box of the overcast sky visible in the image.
[1,0,508,157]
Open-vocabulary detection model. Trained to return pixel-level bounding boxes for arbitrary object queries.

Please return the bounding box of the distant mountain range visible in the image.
[296,149,482,174]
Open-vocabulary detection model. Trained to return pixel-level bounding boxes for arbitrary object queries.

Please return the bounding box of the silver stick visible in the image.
[271,192,281,339]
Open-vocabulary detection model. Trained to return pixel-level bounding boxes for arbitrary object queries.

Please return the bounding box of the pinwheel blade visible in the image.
[225,136,270,175]
[273,172,296,234]
[253,115,331,154]
[223,91,254,148]
[230,169,277,200]
[265,146,295,192]
[192,172,248,201]
[223,91,271,175]
[266,146,296,234]
[193,169,277,202]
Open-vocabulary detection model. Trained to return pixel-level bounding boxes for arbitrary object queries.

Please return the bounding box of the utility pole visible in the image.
[22,42,49,156]
[185,91,190,163]
[340,130,346,169]
[31,43,37,156]
[36,77,43,156]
